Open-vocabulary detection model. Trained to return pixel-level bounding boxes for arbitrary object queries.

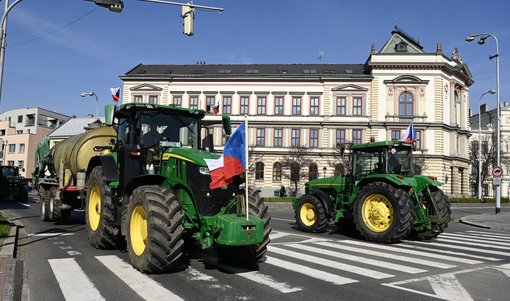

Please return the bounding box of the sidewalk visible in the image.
[0,225,20,301]
[459,211,510,233]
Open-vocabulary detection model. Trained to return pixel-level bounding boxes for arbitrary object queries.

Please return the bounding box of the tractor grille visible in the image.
[186,164,238,216]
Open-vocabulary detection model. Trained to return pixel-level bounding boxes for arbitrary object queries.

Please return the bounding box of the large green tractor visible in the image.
[293,141,450,243]
[85,103,271,273]
[0,165,28,202]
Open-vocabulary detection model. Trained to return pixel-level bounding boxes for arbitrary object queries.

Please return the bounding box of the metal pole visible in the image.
[494,35,501,214]
[479,104,482,201]
[93,92,99,118]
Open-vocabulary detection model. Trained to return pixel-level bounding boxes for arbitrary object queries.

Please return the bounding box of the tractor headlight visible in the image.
[199,167,210,175]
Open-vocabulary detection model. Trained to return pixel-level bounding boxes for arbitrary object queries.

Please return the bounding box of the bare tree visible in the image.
[327,143,352,176]
[469,137,496,197]
[413,154,426,175]
[280,145,313,194]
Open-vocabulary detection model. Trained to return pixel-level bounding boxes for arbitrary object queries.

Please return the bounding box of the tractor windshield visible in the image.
[353,146,414,179]
[140,111,200,149]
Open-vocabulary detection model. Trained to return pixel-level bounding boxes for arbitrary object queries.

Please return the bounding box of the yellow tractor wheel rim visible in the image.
[88,186,101,231]
[299,202,317,227]
[362,194,394,232]
[130,204,148,256]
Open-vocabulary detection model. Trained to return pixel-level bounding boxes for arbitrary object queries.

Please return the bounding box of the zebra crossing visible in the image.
[46,230,510,300]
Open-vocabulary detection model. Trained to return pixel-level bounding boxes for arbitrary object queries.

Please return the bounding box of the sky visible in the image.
[0,0,509,117]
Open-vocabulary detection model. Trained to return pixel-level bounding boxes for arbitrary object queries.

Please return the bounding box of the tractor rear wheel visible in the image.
[85,166,118,249]
[353,182,413,243]
[217,191,272,264]
[48,187,62,222]
[40,190,51,222]
[295,194,328,232]
[127,185,184,273]
[415,188,451,240]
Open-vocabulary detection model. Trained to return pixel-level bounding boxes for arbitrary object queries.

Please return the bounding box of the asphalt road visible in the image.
[1,193,509,301]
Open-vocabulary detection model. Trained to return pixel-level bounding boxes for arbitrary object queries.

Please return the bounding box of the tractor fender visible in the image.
[123,174,167,196]
[310,189,335,217]
[87,156,118,182]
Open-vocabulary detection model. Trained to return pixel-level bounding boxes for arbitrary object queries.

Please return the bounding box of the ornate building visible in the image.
[120,27,473,197]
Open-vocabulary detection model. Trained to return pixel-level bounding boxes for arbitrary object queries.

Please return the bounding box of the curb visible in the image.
[458,219,491,229]
[0,225,17,301]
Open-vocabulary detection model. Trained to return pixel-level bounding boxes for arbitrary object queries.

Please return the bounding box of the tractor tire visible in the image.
[415,188,451,240]
[217,191,272,264]
[127,185,184,273]
[353,181,413,243]
[85,166,118,249]
[295,194,328,233]
[40,190,51,222]
[48,187,62,222]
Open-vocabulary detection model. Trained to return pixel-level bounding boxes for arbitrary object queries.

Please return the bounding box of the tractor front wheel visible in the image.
[353,182,413,243]
[127,185,184,273]
[295,194,328,232]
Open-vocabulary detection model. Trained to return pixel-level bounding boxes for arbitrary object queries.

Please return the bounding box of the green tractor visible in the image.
[0,165,28,202]
[85,103,271,273]
[293,140,450,243]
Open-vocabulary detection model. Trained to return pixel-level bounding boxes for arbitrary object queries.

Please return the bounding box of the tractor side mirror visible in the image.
[202,134,214,152]
[104,104,116,126]
[222,115,232,136]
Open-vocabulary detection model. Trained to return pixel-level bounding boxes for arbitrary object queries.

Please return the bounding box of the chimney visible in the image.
[480,104,488,114]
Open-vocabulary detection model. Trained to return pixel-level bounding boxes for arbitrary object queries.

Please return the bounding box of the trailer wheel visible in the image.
[48,187,62,222]
[127,185,184,273]
[295,194,328,232]
[353,181,413,243]
[217,191,272,264]
[414,188,451,240]
[85,166,118,249]
[40,190,51,222]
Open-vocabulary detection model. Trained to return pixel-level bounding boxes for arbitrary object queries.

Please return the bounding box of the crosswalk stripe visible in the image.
[441,233,510,246]
[493,263,510,277]
[436,237,509,250]
[96,255,183,301]
[466,231,510,239]
[410,241,510,257]
[428,273,473,301]
[269,246,394,279]
[219,263,302,293]
[264,256,358,286]
[338,240,456,269]
[287,243,426,274]
[398,243,499,262]
[48,258,105,301]
[269,232,290,240]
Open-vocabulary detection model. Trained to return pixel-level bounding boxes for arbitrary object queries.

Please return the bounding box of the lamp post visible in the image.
[478,90,496,201]
[323,166,327,178]
[81,91,99,118]
[466,33,501,214]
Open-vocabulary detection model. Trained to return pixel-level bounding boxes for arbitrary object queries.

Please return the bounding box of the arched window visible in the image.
[308,163,318,181]
[255,162,264,180]
[272,162,282,181]
[399,91,414,116]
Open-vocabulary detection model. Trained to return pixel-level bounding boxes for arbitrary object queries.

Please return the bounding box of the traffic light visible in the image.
[93,0,124,13]
[182,4,195,36]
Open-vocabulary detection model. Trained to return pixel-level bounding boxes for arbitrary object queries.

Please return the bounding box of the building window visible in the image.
[133,95,143,102]
[310,97,319,116]
[336,96,346,115]
[291,129,301,146]
[17,115,23,123]
[16,130,23,134]
[274,128,283,147]
[415,130,422,150]
[273,162,282,181]
[7,161,14,166]
[19,144,25,154]
[352,129,362,144]
[257,96,266,115]
[274,96,284,115]
[173,95,182,106]
[399,91,414,116]
[25,114,35,126]
[255,162,264,180]
[336,129,346,146]
[353,96,363,116]
[206,95,216,108]
[222,96,232,114]
[391,129,401,141]
[309,129,319,147]
[148,95,158,104]
[189,96,199,109]
[292,97,301,115]
[309,164,318,181]
[8,144,15,153]
[256,128,265,146]
[240,96,249,115]
[18,161,24,170]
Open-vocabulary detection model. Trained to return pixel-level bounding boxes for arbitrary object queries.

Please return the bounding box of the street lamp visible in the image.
[478,89,496,201]
[466,32,501,214]
[323,166,327,178]
[81,91,99,118]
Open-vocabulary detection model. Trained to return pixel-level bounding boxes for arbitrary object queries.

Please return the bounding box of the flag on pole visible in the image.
[204,122,246,189]
[110,88,120,102]
[211,102,220,114]
[400,123,417,142]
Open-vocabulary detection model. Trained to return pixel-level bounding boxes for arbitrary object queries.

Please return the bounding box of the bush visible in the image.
[0,214,10,238]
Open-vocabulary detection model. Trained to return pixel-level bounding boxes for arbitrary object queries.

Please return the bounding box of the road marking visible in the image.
[269,232,290,240]
[219,263,302,293]
[288,243,426,274]
[17,202,30,208]
[440,233,510,247]
[493,263,510,277]
[410,240,510,257]
[398,243,499,262]
[271,217,295,222]
[67,250,81,256]
[269,246,394,279]
[436,237,509,250]
[264,256,358,286]
[96,255,183,301]
[442,232,510,244]
[338,240,456,269]
[466,231,510,240]
[48,258,105,301]
[29,233,75,237]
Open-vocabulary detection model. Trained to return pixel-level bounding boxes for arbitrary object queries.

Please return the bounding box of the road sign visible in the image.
[493,177,502,186]
[492,166,503,177]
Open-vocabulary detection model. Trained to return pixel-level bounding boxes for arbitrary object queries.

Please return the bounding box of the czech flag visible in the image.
[211,102,220,114]
[204,122,246,189]
[110,87,120,102]
[400,123,416,142]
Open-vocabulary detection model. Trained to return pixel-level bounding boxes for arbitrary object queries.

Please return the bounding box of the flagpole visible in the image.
[244,115,249,221]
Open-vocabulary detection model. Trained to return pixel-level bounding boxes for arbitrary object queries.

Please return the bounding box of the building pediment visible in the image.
[331,84,368,92]
[130,84,163,91]
[383,75,429,85]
